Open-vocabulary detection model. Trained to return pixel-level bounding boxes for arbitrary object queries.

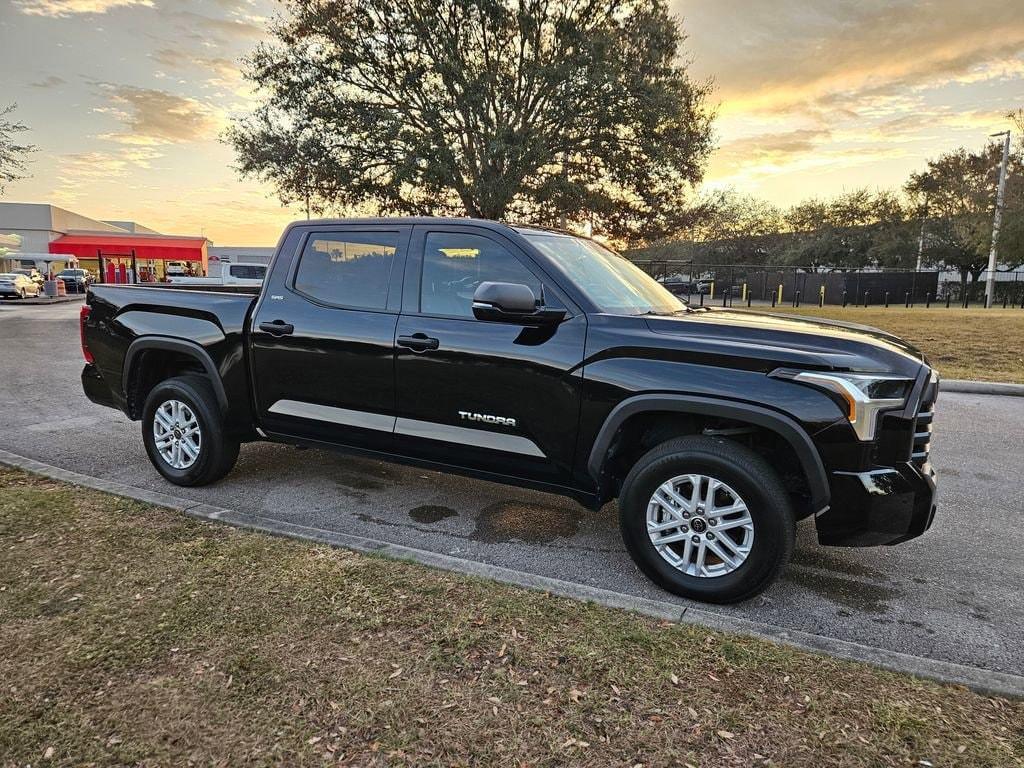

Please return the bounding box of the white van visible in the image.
[166,263,266,288]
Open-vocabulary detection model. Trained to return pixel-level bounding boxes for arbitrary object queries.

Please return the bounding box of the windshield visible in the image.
[524,233,686,316]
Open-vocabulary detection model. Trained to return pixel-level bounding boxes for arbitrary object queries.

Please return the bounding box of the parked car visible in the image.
[80,218,938,604]
[0,272,42,298]
[12,267,44,290]
[56,268,91,293]
[659,276,712,296]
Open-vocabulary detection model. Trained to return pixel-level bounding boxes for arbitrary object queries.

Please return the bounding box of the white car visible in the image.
[0,273,42,299]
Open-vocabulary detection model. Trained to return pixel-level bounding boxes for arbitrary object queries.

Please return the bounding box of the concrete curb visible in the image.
[942,379,1024,397]
[2,447,1022,700]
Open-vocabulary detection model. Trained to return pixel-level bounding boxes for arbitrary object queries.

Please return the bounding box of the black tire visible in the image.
[141,375,239,486]
[618,435,795,604]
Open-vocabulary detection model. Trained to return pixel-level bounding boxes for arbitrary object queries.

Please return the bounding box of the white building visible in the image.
[0,202,126,255]
[0,202,208,280]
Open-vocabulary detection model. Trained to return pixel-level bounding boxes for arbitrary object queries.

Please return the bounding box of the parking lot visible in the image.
[1,300,1022,679]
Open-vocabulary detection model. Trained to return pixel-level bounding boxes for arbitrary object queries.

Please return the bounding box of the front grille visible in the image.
[910,373,938,468]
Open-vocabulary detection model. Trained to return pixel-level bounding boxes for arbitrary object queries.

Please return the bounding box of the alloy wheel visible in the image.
[645,473,754,577]
[152,399,202,470]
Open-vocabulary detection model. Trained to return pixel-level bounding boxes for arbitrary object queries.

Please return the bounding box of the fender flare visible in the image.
[587,394,830,511]
[122,337,229,415]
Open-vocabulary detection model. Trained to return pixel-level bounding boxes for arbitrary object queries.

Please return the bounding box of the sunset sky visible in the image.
[1,0,1022,245]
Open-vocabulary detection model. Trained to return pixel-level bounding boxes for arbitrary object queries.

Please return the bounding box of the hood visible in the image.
[641,308,927,377]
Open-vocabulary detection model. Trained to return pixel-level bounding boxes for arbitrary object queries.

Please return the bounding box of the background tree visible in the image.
[628,191,783,265]
[228,0,714,243]
[906,140,1024,294]
[0,104,37,195]
[779,190,913,271]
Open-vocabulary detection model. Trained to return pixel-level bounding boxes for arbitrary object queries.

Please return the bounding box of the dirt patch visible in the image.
[783,568,901,615]
[789,547,887,581]
[409,504,457,524]
[331,456,395,490]
[471,500,581,544]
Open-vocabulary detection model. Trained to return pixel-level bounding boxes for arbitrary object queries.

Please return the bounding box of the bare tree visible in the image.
[0,104,37,195]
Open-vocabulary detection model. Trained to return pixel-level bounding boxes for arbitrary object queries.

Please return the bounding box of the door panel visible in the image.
[251,226,409,449]
[394,226,586,484]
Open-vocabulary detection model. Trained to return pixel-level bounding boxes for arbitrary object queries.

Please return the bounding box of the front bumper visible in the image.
[816,366,939,547]
[816,461,936,546]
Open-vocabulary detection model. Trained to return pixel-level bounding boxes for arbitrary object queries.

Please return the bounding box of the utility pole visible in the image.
[985,130,1011,307]
[915,193,928,272]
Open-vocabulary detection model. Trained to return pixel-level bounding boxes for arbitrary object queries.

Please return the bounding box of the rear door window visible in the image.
[294,232,399,310]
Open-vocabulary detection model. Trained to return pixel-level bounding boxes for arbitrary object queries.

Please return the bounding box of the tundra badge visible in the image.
[458,411,517,428]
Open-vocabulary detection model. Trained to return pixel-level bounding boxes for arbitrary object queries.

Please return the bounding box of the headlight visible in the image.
[790,372,912,441]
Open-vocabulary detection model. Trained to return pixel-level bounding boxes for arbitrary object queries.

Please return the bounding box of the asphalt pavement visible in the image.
[2,300,1022,678]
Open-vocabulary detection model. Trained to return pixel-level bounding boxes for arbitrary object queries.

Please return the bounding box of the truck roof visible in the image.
[285,217,571,238]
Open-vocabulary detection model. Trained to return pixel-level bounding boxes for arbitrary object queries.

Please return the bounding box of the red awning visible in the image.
[49,233,208,262]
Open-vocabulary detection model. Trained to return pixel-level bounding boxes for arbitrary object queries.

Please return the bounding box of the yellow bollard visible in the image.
[777,284,783,304]
[709,281,715,300]
[742,283,748,302]
[819,285,825,307]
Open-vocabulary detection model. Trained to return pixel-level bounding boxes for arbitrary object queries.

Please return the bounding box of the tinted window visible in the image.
[229,264,266,280]
[295,232,398,310]
[420,232,541,317]
[526,233,684,316]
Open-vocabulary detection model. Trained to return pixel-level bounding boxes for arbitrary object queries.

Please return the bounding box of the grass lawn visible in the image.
[742,307,1024,383]
[1,468,1021,767]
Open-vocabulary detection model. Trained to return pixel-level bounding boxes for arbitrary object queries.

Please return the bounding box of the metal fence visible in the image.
[631,261,1024,308]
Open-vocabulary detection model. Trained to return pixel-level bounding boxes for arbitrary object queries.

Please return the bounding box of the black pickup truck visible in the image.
[80,218,938,603]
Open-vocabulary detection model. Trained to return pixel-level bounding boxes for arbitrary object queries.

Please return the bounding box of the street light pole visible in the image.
[915,193,928,272]
[985,130,1011,307]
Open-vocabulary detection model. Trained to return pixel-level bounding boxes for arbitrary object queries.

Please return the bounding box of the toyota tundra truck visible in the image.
[80,218,938,603]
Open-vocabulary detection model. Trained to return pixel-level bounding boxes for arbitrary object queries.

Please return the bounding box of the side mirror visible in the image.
[472,282,566,325]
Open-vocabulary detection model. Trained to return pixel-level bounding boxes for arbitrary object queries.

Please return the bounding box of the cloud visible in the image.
[57,146,161,179]
[150,48,242,86]
[712,129,832,173]
[165,9,264,45]
[678,0,1024,119]
[92,83,222,144]
[14,0,153,17]
[29,75,66,88]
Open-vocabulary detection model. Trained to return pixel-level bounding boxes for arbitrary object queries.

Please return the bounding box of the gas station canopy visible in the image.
[49,232,207,262]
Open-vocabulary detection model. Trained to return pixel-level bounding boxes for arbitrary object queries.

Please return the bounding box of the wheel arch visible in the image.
[588,395,830,512]
[123,337,229,419]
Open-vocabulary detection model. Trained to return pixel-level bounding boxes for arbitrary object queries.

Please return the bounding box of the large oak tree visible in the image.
[228,0,714,243]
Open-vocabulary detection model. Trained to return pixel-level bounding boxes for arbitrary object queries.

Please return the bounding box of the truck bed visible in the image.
[84,284,259,435]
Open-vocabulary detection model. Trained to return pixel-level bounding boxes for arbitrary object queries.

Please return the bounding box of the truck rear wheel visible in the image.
[142,375,239,487]
[618,436,795,604]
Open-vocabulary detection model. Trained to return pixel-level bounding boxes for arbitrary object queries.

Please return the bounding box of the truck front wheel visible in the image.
[618,436,795,604]
[142,375,239,486]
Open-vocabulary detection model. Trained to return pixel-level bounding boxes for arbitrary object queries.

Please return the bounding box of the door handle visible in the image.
[259,320,294,336]
[397,333,439,352]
